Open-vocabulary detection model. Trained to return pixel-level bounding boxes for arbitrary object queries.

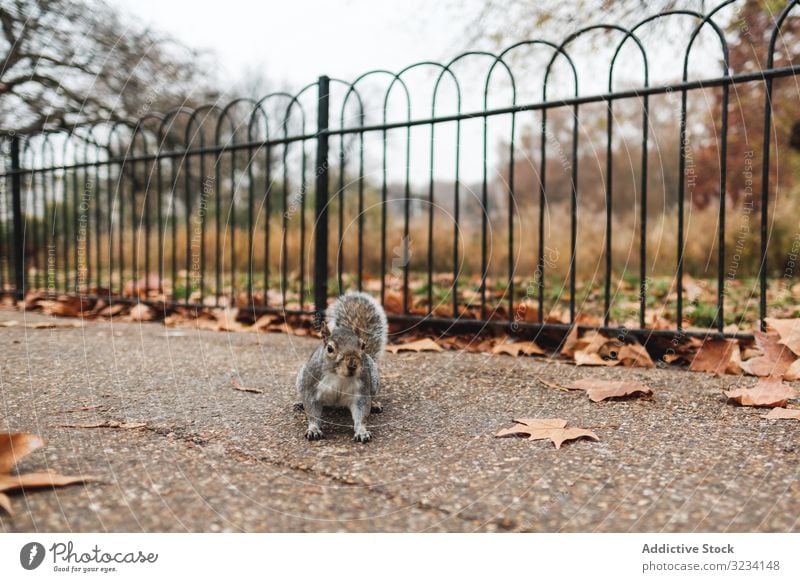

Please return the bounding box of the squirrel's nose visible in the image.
[346,358,358,371]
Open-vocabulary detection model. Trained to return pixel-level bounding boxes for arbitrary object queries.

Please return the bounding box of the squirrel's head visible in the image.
[320,321,367,378]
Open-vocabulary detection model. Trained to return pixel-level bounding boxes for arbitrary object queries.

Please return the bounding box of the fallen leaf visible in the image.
[689,338,739,375]
[616,342,656,368]
[251,314,278,331]
[386,338,443,354]
[559,326,580,357]
[565,379,653,402]
[491,339,545,357]
[741,331,797,377]
[0,433,46,473]
[570,332,639,367]
[382,291,404,315]
[765,317,800,356]
[574,350,613,366]
[495,418,599,449]
[537,378,570,392]
[29,321,83,329]
[785,359,800,381]
[213,307,243,331]
[0,472,96,494]
[724,377,799,407]
[128,303,155,322]
[39,297,88,317]
[59,421,147,429]
[764,407,800,420]
[0,492,11,515]
[231,377,264,394]
[0,432,98,515]
[98,303,125,317]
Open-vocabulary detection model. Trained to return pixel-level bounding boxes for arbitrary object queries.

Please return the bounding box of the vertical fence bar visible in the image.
[676,87,688,332]
[716,82,729,332]
[11,136,24,301]
[537,109,547,324]
[507,113,516,321]
[569,103,579,323]
[639,94,649,329]
[759,76,773,332]
[314,75,330,317]
[604,100,614,326]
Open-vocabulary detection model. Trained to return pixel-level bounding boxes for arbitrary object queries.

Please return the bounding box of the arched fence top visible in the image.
[768,0,800,68]
[2,0,799,172]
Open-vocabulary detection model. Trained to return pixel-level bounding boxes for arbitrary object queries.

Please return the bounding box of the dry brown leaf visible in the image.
[231,377,264,394]
[537,377,570,391]
[740,331,797,377]
[251,314,278,331]
[724,377,799,407]
[39,297,88,317]
[495,418,599,449]
[572,332,616,366]
[0,492,12,515]
[491,339,545,357]
[386,338,443,354]
[727,343,744,375]
[382,291,404,315]
[128,303,155,322]
[565,379,652,402]
[213,308,243,331]
[29,321,83,329]
[765,407,800,420]
[569,332,648,368]
[59,420,147,429]
[0,472,96,494]
[785,359,800,381]
[0,432,98,515]
[436,335,483,352]
[98,303,125,317]
[617,342,656,368]
[574,350,613,366]
[559,326,580,358]
[0,433,46,473]
[765,317,800,356]
[689,339,739,375]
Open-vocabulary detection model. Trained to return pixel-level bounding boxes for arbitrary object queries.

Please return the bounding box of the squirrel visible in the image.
[295,292,388,443]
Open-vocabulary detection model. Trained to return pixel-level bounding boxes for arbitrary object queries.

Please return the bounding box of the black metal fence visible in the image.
[2,0,800,342]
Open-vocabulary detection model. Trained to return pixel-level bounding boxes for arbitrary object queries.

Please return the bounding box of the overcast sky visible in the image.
[111,0,472,89]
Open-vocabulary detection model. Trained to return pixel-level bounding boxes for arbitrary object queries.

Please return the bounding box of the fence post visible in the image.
[10,135,24,302]
[313,75,330,320]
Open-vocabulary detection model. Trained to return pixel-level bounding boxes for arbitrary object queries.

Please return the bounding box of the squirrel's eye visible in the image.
[326,344,334,354]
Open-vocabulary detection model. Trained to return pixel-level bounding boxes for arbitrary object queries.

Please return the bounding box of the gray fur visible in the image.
[297,293,387,442]
[326,291,388,360]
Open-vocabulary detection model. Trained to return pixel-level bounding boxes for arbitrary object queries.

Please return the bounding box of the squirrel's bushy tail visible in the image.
[326,292,388,359]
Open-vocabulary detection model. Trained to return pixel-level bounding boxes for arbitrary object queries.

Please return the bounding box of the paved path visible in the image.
[0,307,798,532]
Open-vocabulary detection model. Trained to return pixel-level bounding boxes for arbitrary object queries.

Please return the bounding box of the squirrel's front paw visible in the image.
[353,429,372,443]
[305,427,324,441]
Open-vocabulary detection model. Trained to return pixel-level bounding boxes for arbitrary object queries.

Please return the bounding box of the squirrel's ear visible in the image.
[320,321,331,341]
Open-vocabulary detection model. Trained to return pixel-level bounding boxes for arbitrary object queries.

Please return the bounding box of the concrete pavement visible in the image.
[1,307,798,532]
